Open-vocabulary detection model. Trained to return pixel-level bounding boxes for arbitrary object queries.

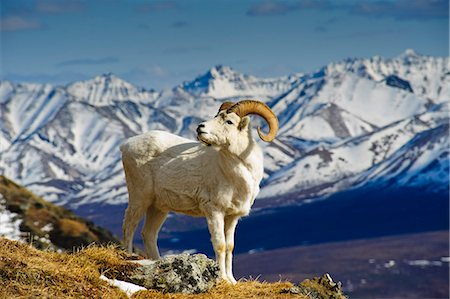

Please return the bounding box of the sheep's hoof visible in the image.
[228,277,237,285]
[220,276,230,284]
[220,276,237,285]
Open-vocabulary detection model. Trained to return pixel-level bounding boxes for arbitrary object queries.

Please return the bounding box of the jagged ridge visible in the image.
[0,49,447,215]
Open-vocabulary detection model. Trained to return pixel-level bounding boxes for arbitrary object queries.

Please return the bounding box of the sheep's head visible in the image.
[196,100,278,148]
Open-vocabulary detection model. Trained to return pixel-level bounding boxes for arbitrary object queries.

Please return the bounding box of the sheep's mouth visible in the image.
[197,133,211,146]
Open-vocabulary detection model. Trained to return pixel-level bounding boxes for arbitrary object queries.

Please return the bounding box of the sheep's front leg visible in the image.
[224,215,239,284]
[206,211,228,282]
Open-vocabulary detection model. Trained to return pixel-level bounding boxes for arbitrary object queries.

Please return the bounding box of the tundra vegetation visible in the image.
[0,177,348,298]
[0,237,321,299]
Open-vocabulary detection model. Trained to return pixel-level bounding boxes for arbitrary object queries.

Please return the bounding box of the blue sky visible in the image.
[1,0,448,90]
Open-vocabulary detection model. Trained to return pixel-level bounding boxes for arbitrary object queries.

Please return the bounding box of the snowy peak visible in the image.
[0,81,16,104]
[182,65,297,99]
[66,73,156,106]
[397,48,421,61]
[324,50,449,103]
[208,65,238,78]
[182,65,249,96]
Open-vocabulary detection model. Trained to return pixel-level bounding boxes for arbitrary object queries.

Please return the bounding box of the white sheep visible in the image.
[121,100,278,284]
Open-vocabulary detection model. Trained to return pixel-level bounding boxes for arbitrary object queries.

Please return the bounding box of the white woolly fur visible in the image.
[121,109,265,284]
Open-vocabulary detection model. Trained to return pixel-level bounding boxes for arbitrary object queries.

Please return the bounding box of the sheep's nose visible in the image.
[196,124,205,134]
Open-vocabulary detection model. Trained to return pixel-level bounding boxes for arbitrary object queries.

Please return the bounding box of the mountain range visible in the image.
[0,49,448,242]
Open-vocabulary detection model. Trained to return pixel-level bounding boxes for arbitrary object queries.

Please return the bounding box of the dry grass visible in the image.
[0,176,336,298]
[133,280,307,299]
[0,238,129,298]
[76,244,139,281]
[59,218,98,241]
[0,237,311,299]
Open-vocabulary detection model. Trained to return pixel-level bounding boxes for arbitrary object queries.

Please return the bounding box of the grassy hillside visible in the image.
[0,238,131,298]
[0,237,338,299]
[0,177,347,298]
[0,175,120,250]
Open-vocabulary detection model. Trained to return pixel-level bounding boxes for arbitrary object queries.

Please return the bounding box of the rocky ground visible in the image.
[0,237,347,299]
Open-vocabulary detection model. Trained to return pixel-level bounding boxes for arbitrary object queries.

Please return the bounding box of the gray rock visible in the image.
[128,253,219,294]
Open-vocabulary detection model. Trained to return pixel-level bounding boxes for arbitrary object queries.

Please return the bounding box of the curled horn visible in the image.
[227,100,279,142]
[218,101,235,112]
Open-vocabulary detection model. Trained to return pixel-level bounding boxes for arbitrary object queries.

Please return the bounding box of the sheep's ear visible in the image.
[238,116,250,131]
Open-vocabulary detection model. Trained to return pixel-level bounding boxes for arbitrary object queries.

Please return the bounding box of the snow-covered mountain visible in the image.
[259,102,449,201]
[0,50,448,218]
[182,65,299,99]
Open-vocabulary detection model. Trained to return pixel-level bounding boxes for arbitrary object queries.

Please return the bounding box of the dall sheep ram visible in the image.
[121,99,278,284]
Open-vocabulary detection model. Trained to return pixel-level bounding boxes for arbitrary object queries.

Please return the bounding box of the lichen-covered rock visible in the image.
[128,253,219,294]
[281,273,347,299]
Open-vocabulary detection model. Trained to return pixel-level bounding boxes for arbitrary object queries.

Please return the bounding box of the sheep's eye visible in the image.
[226,120,234,125]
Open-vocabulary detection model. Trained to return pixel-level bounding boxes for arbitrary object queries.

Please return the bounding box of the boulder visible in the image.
[128,253,219,294]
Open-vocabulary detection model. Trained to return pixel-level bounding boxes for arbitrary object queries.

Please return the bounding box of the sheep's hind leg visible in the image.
[206,211,229,283]
[122,201,147,253]
[142,205,168,260]
[224,215,240,284]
